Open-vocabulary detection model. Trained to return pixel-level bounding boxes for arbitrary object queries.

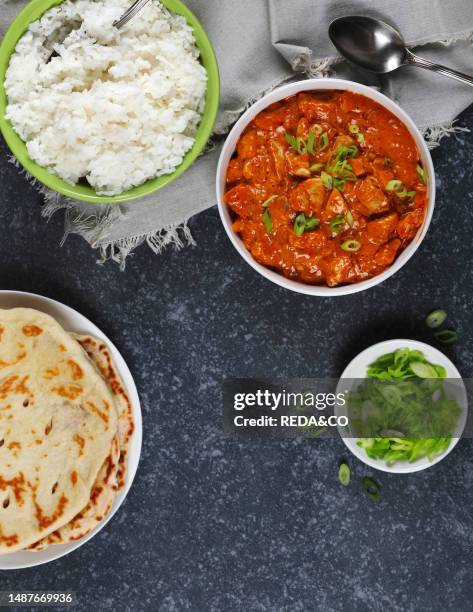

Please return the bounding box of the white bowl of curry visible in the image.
[216,79,435,296]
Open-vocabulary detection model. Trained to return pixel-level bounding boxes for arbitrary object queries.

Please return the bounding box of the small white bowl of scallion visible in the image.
[335,339,467,473]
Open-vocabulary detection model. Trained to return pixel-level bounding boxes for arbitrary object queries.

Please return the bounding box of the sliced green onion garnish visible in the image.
[262,209,272,233]
[329,215,345,233]
[410,361,439,379]
[362,477,380,503]
[337,144,358,160]
[417,164,428,184]
[356,132,365,145]
[348,124,365,144]
[346,210,354,227]
[310,163,324,172]
[293,213,319,236]
[294,214,306,236]
[306,131,316,155]
[385,180,402,191]
[262,195,278,208]
[383,157,393,167]
[396,189,416,200]
[426,309,447,329]
[321,171,333,189]
[340,239,361,252]
[312,123,323,135]
[434,329,459,345]
[319,132,329,151]
[338,462,350,486]
[284,133,304,154]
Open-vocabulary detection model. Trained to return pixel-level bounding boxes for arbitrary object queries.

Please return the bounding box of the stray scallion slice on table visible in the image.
[426,309,447,329]
[338,462,350,486]
[262,209,272,233]
[434,329,459,345]
[362,477,380,503]
[340,239,361,252]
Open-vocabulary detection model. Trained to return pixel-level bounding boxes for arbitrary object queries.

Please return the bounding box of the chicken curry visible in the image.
[224,90,428,287]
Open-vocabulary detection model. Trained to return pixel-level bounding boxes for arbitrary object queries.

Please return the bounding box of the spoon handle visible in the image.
[113,0,151,30]
[406,51,473,88]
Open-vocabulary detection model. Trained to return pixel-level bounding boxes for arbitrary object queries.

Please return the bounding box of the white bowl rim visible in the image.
[216,78,436,297]
[335,339,467,474]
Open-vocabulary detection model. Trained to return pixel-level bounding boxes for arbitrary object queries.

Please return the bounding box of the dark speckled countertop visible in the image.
[0,101,473,611]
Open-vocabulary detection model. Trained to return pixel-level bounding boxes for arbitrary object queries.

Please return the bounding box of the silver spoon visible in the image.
[329,15,473,87]
[113,0,152,30]
[47,0,151,61]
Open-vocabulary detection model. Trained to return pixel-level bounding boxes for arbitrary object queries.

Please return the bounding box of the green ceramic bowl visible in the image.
[0,0,220,203]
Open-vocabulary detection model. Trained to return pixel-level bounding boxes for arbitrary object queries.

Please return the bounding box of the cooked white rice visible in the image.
[4,0,207,195]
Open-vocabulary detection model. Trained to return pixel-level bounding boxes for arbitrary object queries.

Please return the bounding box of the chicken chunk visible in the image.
[355,176,390,216]
[321,188,347,221]
[285,150,310,177]
[365,212,399,245]
[289,178,326,214]
[323,253,356,287]
[224,184,256,218]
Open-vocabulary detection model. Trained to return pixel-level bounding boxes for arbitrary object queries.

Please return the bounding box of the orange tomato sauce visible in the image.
[224,91,427,287]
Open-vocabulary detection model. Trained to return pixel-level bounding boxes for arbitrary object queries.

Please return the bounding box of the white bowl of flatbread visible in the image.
[0,291,141,569]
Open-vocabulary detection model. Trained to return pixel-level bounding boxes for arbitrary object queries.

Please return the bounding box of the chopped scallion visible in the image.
[321,171,333,190]
[417,164,428,184]
[338,462,350,486]
[261,195,278,208]
[262,209,272,233]
[319,132,329,151]
[284,133,303,154]
[329,215,346,233]
[362,477,380,503]
[293,213,319,236]
[306,131,316,155]
[426,309,447,329]
[385,180,402,191]
[340,239,361,252]
[434,329,459,345]
[410,361,439,379]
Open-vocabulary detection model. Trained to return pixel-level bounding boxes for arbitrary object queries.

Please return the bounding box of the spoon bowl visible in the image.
[329,16,407,73]
[329,14,473,87]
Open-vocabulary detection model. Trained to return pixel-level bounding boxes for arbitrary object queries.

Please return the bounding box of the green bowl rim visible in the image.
[0,0,220,204]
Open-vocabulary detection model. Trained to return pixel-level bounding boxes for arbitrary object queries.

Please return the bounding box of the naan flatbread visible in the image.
[0,309,119,554]
[30,334,134,549]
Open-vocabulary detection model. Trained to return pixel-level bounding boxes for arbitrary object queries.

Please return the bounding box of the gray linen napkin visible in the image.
[1,0,473,266]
